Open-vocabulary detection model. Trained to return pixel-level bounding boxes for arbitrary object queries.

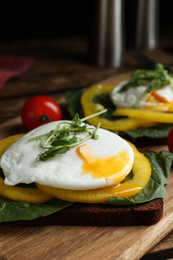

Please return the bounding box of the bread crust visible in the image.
[7,198,163,227]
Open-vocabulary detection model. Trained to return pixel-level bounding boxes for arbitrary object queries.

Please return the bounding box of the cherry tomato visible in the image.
[167,127,173,153]
[21,95,62,131]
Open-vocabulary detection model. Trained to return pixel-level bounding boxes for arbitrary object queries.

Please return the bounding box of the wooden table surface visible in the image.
[0,30,173,259]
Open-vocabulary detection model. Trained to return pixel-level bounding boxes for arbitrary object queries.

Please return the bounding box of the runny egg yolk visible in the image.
[143,89,173,112]
[76,144,132,185]
[151,90,169,103]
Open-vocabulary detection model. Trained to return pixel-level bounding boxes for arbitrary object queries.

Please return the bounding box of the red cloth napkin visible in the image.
[0,55,33,90]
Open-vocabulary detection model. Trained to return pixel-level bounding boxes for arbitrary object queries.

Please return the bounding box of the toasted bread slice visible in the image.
[7,198,163,227]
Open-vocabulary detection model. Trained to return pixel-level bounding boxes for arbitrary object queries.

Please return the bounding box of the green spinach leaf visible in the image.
[124,124,173,139]
[0,198,74,222]
[65,90,83,118]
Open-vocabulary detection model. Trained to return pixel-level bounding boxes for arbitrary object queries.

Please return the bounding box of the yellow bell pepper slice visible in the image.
[36,141,151,203]
[0,178,53,204]
[81,84,157,131]
[0,135,53,204]
[113,108,173,123]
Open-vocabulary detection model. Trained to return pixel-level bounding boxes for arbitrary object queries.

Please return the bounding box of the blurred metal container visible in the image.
[89,0,124,68]
[135,0,159,49]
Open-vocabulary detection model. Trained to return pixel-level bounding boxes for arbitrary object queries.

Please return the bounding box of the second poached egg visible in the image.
[111,79,173,111]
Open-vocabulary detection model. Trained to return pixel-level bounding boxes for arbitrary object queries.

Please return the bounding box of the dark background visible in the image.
[0,0,172,46]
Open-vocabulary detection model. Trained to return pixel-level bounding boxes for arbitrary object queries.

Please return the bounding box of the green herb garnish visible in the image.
[118,63,173,108]
[28,109,107,161]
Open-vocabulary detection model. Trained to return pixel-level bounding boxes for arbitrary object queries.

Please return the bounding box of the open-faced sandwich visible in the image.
[0,111,172,226]
[65,63,173,145]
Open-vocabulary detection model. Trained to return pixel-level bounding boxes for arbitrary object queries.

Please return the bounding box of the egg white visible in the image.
[0,121,134,190]
[111,79,173,110]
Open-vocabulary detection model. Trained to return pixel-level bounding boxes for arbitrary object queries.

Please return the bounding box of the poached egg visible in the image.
[0,121,134,191]
[111,79,173,112]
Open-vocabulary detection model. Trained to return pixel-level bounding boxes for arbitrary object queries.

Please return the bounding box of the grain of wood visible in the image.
[1,36,173,258]
[0,112,173,260]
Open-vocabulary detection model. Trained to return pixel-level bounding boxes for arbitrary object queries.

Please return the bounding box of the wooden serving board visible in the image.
[0,116,173,260]
[0,70,173,260]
